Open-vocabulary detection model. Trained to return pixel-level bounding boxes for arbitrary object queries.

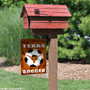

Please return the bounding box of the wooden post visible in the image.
[48,34,58,90]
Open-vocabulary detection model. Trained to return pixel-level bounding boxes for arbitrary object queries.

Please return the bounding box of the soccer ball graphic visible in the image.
[24,49,43,67]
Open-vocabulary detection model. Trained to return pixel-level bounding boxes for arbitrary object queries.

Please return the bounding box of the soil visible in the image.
[0,57,90,80]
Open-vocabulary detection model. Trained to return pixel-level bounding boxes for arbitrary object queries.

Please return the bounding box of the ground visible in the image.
[0,57,90,80]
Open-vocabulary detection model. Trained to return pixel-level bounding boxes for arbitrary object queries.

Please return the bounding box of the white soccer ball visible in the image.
[24,49,43,67]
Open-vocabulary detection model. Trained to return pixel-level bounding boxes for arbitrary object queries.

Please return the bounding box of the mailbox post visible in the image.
[48,34,58,90]
[21,4,71,90]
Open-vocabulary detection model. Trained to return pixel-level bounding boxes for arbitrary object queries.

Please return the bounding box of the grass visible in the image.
[0,70,90,90]
[0,8,43,65]
[0,7,45,65]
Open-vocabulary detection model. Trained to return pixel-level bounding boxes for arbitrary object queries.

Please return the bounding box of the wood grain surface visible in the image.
[48,34,58,90]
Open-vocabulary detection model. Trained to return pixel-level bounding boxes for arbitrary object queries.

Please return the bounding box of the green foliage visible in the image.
[0,0,90,63]
[27,0,36,4]
[78,15,90,36]
[57,0,90,62]
[78,16,90,63]
[0,0,26,8]
[0,0,13,7]
[58,32,87,60]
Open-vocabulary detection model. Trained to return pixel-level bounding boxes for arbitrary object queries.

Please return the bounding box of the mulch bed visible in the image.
[0,57,90,80]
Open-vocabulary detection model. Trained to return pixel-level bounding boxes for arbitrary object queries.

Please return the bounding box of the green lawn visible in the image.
[0,70,90,90]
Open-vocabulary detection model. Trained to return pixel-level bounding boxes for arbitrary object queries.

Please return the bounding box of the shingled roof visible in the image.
[20,4,71,17]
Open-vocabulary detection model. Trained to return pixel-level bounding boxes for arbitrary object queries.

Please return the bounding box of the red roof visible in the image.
[21,4,71,17]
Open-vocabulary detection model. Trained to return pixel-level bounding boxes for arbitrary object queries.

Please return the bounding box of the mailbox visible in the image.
[20,4,71,90]
[20,4,71,35]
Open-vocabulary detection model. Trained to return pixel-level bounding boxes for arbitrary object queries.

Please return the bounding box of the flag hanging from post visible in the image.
[21,39,46,75]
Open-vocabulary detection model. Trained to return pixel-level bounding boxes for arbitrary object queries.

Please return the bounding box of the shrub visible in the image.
[78,15,90,63]
[0,0,26,8]
[58,32,86,60]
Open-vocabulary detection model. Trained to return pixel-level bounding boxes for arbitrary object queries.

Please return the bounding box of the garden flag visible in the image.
[21,39,46,75]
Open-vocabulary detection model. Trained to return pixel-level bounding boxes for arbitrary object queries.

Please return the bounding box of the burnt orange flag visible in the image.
[21,39,46,75]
